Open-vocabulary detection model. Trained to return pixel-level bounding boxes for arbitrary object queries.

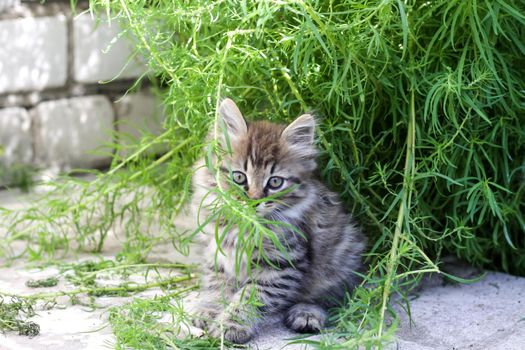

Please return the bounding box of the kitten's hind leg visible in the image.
[284,303,327,333]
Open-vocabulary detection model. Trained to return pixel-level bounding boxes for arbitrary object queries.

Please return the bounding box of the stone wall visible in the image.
[0,0,163,181]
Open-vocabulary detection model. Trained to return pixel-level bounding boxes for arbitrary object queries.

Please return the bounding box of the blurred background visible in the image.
[0,0,162,188]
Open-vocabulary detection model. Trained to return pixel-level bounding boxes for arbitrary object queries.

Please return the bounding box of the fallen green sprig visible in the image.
[0,296,40,337]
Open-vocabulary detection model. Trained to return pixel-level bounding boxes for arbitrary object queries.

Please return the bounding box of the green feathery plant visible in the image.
[1,0,524,349]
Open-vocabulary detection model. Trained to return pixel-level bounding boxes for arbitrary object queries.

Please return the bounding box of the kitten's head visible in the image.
[212,98,317,218]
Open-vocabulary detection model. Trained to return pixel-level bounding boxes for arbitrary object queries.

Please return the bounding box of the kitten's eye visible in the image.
[232,171,247,185]
[267,176,284,190]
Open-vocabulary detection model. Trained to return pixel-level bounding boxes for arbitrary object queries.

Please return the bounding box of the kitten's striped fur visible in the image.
[188,99,366,343]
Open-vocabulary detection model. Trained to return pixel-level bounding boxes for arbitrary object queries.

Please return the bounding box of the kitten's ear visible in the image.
[282,114,316,147]
[217,98,247,141]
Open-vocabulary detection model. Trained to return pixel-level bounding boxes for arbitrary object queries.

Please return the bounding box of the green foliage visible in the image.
[88,0,525,272]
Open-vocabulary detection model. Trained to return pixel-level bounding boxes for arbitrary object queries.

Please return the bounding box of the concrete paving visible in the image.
[392,272,525,350]
[1,188,524,349]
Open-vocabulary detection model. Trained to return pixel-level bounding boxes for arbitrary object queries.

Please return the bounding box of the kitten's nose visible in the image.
[247,188,264,200]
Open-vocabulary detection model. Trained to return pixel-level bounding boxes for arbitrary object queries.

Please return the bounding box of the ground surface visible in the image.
[391,272,525,350]
[1,189,524,350]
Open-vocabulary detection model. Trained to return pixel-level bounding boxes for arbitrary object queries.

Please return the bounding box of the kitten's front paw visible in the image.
[285,303,327,333]
[206,321,254,344]
[186,301,221,330]
[192,307,219,329]
[223,322,253,344]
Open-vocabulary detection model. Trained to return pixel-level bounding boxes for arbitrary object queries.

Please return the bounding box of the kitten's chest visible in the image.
[205,227,249,281]
[201,223,287,281]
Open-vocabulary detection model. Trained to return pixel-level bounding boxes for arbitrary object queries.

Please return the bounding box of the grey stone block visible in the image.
[0,0,20,13]
[0,15,67,94]
[0,107,32,166]
[33,95,114,169]
[114,91,165,156]
[73,13,146,84]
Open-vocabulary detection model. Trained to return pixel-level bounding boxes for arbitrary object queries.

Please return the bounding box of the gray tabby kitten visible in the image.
[188,98,366,344]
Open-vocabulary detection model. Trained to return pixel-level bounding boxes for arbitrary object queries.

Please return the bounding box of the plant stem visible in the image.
[377,89,416,339]
[79,263,196,280]
[0,275,195,301]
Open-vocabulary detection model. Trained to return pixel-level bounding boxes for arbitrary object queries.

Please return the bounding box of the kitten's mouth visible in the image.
[255,205,271,215]
[255,202,277,217]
